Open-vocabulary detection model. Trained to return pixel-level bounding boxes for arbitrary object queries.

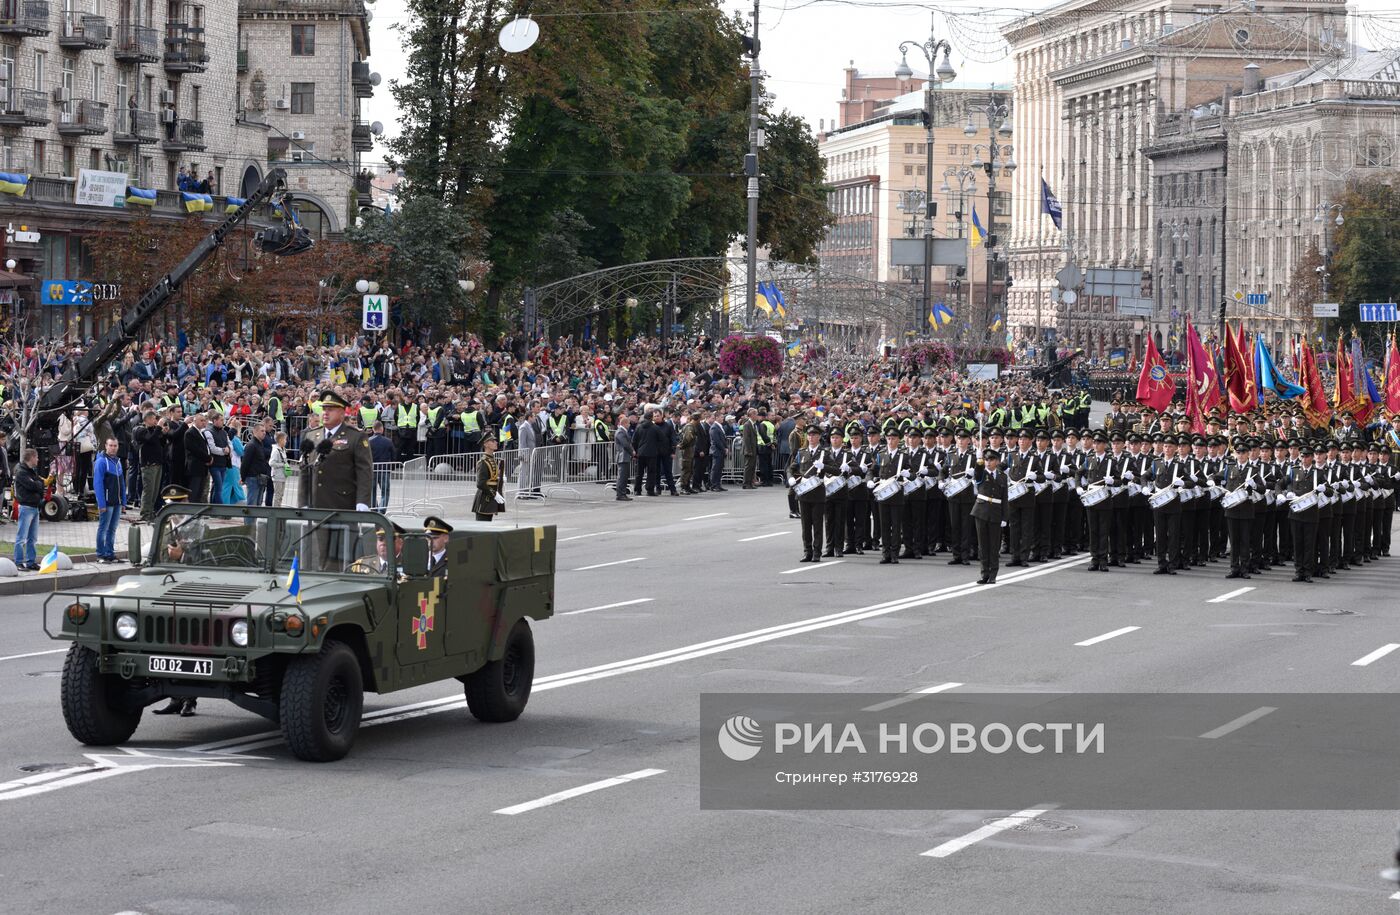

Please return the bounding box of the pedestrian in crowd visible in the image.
[740,408,759,489]
[368,421,396,511]
[472,435,504,521]
[13,448,42,571]
[69,403,97,498]
[206,411,232,503]
[93,437,125,563]
[183,411,212,503]
[269,430,291,507]
[517,407,541,497]
[133,410,168,521]
[614,411,634,502]
[708,412,729,492]
[241,422,271,507]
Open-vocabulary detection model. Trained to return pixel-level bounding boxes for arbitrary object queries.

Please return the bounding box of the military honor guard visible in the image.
[473,433,504,521]
[971,448,1009,585]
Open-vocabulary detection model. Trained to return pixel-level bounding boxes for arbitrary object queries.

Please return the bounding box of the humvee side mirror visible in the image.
[127,526,143,567]
[399,536,428,577]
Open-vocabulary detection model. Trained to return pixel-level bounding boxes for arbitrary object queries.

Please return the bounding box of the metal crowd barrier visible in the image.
[520,441,617,502]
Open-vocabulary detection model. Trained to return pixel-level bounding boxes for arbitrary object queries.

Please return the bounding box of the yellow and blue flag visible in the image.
[38,545,60,575]
[125,186,157,207]
[989,313,1003,333]
[224,196,247,213]
[0,172,29,196]
[181,191,213,213]
[969,206,985,249]
[785,341,802,356]
[286,553,301,602]
[757,281,788,320]
[754,284,773,316]
[929,302,954,329]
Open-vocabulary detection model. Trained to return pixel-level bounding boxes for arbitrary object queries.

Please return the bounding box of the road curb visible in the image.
[0,563,132,597]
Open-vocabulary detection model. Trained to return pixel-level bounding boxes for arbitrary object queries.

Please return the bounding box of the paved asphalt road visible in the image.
[2,486,1398,914]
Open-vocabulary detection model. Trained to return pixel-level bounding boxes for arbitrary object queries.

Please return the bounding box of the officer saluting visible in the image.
[301,390,374,511]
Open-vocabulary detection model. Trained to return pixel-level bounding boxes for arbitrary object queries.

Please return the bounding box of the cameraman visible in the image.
[133,411,169,521]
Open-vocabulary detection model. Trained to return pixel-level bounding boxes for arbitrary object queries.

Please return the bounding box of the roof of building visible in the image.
[1264,48,1400,90]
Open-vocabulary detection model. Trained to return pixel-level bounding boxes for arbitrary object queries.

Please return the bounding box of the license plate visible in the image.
[147,655,214,677]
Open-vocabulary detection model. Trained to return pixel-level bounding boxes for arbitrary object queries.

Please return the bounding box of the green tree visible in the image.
[349,197,476,330]
[757,109,834,265]
[1332,179,1400,331]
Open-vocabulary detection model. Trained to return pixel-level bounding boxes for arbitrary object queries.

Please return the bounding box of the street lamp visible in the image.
[355,278,370,294]
[897,12,956,336]
[966,94,1015,341]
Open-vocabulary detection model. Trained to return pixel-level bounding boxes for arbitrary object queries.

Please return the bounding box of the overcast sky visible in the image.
[359,0,1398,162]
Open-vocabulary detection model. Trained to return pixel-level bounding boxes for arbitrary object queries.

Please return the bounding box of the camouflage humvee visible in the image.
[45,506,555,761]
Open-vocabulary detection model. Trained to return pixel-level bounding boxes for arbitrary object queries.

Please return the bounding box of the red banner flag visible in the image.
[1136,335,1174,412]
[1224,323,1256,414]
[1333,333,1356,415]
[1299,342,1331,428]
[1185,322,1220,432]
[1387,334,1400,414]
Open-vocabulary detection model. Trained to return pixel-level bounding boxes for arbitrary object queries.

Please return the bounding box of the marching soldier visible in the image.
[1314,443,1337,578]
[971,448,1009,585]
[873,427,906,564]
[1149,434,1184,575]
[945,429,978,565]
[1286,445,1324,582]
[1221,439,1256,580]
[1006,429,1039,567]
[822,429,850,558]
[901,428,927,560]
[1082,431,1114,572]
[844,429,871,555]
[789,426,828,563]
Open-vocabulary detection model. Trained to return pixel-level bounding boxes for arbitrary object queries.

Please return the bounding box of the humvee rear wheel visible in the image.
[464,618,534,723]
[279,640,363,762]
[60,644,141,746]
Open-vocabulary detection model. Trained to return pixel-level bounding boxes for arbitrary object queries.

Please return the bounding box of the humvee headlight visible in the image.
[113,613,138,641]
[230,619,249,647]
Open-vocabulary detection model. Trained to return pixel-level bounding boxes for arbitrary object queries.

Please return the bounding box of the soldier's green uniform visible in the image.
[301,390,375,510]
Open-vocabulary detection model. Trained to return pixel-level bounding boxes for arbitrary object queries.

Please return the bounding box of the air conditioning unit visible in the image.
[290,151,304,163]
[160,89,175,105]
[290,130,305,141]
[274,97,290,110]
[53,87,70,103]
[161,108,175,123]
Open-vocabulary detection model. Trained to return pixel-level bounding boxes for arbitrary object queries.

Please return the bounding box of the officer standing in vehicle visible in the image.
[301,390,374,512]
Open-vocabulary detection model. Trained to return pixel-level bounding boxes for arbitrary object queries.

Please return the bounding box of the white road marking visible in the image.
[862,682,963,713]
[1074,626,1140,647]
[0,748,247,802]
[29,555,1093,780]
[921,806,1057,858]
[558,530,617,542]
[780,561,845,575]
[683,512,729,521]
[1352,643,1400,667]
[738,531,790,542]
[1207,586,1255,604]
[0,647,67,663]
[493,768,665,816]
[1199,706,1277,739]
[560,598,655,617]
[571,557,645,572]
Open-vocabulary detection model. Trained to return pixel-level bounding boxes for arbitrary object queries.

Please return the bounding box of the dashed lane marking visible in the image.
[560,598,655,617]
[1207,586,1255,604]
[0,648,67,663]
[1352,643,1400,667]
[572,557,645,572]
[558,531,617,542]
[862,682,963,713]
[493,768,666,816]
[921,806,1058,858]
[1074,626,1140,647]
[738,531,790,542]
[1198,706,1277,739]
[780,561,845,575]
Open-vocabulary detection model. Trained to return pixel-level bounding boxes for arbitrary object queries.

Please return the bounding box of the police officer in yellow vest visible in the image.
[460,403,484,453]
[757,408,777,486]
[395,399,419,460]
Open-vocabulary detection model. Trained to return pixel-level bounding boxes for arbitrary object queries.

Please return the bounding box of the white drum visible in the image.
[794,476,821,497]
[1289,491,1319,513]
[1149,488,1178,510]
[874,480,901,502]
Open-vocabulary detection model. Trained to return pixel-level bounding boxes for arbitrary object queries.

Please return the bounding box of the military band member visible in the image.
[844,429,871,555]
[1005,429,1038,567]
[874,427,906,564]
[1314,443,1337,578]
[900,428,927,560]
[1083,431,1114,572]
[789,426,828,563]
[822,429,849,558]
[424,516,453,578]
[921,427,945,556]
[1286,446,1323,582]
[971,448,1008,585]
[472,434,504,522]
[1221,439,1256,580]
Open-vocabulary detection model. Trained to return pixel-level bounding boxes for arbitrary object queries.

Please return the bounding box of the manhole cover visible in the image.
[1303,608,1354,616]
[979,816,1077,833]
[18,762,83,774]
[24,670,62,678]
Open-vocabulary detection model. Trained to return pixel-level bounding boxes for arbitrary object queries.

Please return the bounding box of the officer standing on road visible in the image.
[472,434,504,521]
[971,448,1008,585]
[301,391,373,512]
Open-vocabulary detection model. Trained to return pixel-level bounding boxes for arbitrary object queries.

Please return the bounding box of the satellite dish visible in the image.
[1062,290,1078,305]
[498,16,539,53]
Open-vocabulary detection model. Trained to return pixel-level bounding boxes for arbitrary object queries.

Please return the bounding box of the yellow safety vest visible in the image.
[461,410,481,434]
[398,404,419,428]
[360,406,378,428]
[548,415,568,439]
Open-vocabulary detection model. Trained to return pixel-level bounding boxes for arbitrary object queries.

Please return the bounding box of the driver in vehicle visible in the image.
[349,522,405,576]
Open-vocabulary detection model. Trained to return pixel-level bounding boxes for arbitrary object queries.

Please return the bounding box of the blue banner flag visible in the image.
[1041,178,1062,229]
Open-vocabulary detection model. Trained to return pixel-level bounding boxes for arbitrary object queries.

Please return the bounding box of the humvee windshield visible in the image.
[154,508,392,577]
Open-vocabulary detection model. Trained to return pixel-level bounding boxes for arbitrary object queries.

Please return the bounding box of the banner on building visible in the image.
[74,169,130,208]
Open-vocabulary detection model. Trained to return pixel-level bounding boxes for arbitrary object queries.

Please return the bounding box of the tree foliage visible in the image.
[349,197,476,331]
[1332,179,1400,329]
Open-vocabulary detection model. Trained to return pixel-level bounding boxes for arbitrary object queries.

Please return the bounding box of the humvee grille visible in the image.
[160,582,259,603]
[142,613,239,648]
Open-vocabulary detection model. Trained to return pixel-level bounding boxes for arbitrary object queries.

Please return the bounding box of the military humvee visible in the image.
[44,506,555,761]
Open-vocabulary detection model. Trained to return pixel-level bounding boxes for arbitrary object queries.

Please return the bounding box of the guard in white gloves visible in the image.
[472,434,505,521]
[790,425,830,562]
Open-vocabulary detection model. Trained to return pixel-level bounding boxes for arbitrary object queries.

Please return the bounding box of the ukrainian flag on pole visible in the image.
[929,302,954,329]
[38,545,60,574]
[286,554,302,603]
[757,281,788,320]
[970,206,986,249]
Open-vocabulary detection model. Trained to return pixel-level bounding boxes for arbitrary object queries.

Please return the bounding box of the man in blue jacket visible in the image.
[93,437,126,563]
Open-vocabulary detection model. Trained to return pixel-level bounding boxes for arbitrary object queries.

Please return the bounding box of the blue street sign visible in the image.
[1245,292,1268,306]
[1359,302,1398,322]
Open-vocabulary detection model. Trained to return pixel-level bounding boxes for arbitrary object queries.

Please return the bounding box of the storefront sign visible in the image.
[40,280,121,306]
[74,169,130,208]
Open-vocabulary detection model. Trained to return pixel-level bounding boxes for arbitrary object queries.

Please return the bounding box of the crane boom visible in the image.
[34,167,303,422]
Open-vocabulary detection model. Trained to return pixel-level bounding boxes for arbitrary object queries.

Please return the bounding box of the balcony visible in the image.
[0,0,49,35]
[0,153,26,175]
[237,48,247,71]
[58,11,106,48]
[0,87,48,126]
[163,23,208,73]
[113,108,158,143]
[354,173,372,196]
[160,117,204,151]
[350,61,373,98]
[114,22,159,62]
[56,98,107,136]
[351,120,373,151]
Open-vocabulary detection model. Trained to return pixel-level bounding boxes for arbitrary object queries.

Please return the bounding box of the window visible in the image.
[290,81,314,114]
[948,144,958,156]
[904,143,913,154]
[213,164,220,193]
[903,165,913,176]
[960,144,970,155]
[916,165,925,176]
[143,74,153,108]
[62,144,74,178]
[116,68,128,112]
[33,50,44,91]
[291,24,314,55]
[191,84,199,119]
[917,143,926,154]
[32,138,44,174]
[88,147,98,169]
[91,62,103,100]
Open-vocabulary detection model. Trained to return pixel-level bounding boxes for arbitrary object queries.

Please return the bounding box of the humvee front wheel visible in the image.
[60,644,142,746]
[279,640,363,762]
[464,618,534,722]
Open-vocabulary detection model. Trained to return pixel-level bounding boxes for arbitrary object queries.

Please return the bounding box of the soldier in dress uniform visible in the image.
[822,429,849,558]
[1286,445,1323,582]
[300,390,374,512]
[424,516,453,578]
[1314,443,1337,578]
[971,448,1008,585]
[945,429,978,565]
[1149,434,1185,575]
[472,433,504,521]
[873,427,906,564]
[921,427,945,556]
[844,429,871,555]
[1221,439,1256,579]
[789,426,828,563]
[900,427,927,560]
[1082,431,1114,572]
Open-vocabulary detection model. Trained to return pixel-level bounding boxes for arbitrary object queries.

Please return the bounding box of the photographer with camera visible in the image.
[133,411,170,521]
